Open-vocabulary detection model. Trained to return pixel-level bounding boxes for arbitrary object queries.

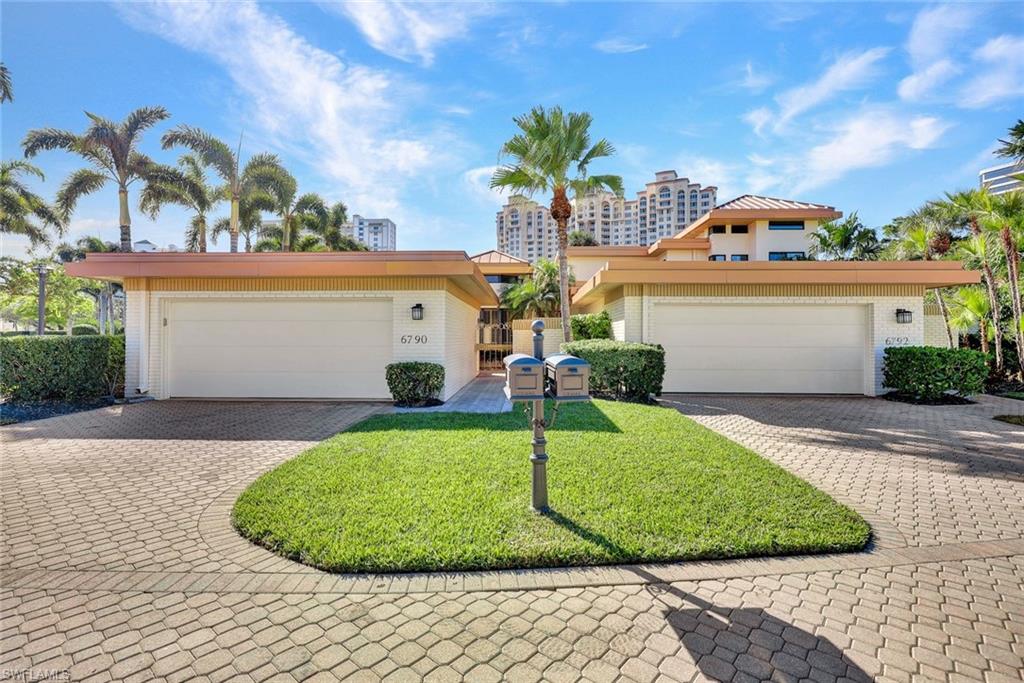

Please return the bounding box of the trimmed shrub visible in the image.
[0,335,126,401]
[882,346,988,401]
[385,362,445,407]
[561,339,665,402]
[72,325,99,335]
[570,311,612,341]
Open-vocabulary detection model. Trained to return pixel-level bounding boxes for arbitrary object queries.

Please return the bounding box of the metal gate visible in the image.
[477,309,513,370]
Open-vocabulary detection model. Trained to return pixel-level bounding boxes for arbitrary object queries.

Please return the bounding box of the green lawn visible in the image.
[1000,391,1024,401]
[233,400,870,572]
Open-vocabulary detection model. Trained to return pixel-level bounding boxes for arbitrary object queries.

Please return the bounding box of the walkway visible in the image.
[1,395,1022,682]
[396,374,512,414]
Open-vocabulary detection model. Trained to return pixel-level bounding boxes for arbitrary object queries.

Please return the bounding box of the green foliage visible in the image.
[0,259,95,331]
[385,362,445,407]
[569,311,612,340]
[0,334,125,401]
[883,346,989,401]
[72,324,98,335]
[502,258,571,318]
[568,230,598,246]
[232,400,869,572]
[807,212,880,260]
[561,339,665,402]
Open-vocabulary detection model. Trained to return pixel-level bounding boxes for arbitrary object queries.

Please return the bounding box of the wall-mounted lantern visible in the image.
[895,308,913,324]
[411,303,424,321]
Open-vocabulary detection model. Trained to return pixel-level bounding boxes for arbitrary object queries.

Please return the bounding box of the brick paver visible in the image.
[2,395,1023,681]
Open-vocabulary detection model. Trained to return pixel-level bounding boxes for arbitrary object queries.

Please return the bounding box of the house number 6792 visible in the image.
[401,335,428,344]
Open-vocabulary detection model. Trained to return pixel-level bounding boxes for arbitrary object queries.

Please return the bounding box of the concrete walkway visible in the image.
[396,374,512,414]
[2,395,1023,682]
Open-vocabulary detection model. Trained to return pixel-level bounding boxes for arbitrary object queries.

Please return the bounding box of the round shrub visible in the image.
[385,362,445,407]
[72,324,99,335]
[569,311,612,341]
[882,346,988,402]
[561,339,665,402]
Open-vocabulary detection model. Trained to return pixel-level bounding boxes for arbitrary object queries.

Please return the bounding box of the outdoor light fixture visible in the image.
[895,309,913,324]
[411,303,424,321]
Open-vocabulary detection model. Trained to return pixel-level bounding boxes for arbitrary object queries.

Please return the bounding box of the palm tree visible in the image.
[996,119,1024,162]
[985,191,1024,376]
[1,63,13,103]
[249,165,327,251]
[502,258,572,319]
[807,212,880,260]
[211,195,263,253]
[889,212,956,347]
[161,125,279,252]
[568,230,598,247]
[139,154,222,252]
[491,106,623,341]
[53,236,121,333]
[22,106,170,251]
[949,287,992,358]
[1,160,62,246]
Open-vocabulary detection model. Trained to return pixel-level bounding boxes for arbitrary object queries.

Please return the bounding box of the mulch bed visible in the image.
[0,397,117,425]
[882,392,974,406]
[995,415,1024,427]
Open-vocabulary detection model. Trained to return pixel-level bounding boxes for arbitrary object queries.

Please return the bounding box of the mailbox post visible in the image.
[503,320,591,513]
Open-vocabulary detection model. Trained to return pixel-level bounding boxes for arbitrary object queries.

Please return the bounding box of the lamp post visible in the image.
[530,319,549,512]
[34,263,50,336]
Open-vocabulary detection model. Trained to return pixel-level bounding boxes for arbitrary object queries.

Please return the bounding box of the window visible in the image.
[708,254,726,261]
[769,251,806,261]
[710,225,727,234]
[730,254,749,261]
[768,220,805,230]
[730,225,748,234]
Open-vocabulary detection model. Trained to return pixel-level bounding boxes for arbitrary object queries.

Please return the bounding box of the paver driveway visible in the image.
[1,395,1023,682]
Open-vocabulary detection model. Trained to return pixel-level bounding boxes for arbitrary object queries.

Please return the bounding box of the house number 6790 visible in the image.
[401,335,428,344]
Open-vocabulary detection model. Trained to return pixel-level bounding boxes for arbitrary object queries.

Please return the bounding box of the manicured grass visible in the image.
[1000,391,1024,401]
[233,400,870,572]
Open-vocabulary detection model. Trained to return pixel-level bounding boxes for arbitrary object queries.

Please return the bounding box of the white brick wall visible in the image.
[631,295,925,396]
[924,312,953,348]
[127,288,478,400]
[443,293,480,400]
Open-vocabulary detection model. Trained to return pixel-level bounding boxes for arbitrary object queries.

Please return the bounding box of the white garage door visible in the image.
[166,299,393,399]
[651,303,866,394]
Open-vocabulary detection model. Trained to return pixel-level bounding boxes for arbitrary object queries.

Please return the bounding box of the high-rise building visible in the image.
[343,215,397,251]
[980,160,1023,195]
[495,170,716,261]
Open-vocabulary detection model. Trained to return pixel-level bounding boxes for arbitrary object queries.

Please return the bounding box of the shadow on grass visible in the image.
[350,400,624,434]
[548,509,872,682]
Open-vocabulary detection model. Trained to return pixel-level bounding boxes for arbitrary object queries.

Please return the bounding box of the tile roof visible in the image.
[715,195,836,211]
[470,250,529,264]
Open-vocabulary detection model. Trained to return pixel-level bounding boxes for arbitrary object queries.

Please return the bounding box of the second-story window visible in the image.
[768,221,805,230]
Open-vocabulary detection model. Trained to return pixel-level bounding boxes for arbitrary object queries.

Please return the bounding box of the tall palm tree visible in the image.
[996,119,1024,162]
[211,194,264,253]
[890,212,956,347]
[161,125,279,252]
[491,106,623,341]
[949,287,993,358]
[139,154,222,252]
[1,160,62,246]
[985,191,1024,376]
[943,189,1004,372]
[807,212,880,260]
[249,165,327,252]
[22,106,170,251]
[0,63,13,103]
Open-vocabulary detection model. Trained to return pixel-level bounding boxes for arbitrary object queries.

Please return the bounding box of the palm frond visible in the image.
[22,128,81,158]
[161,125,236,182]
[55,169,108,222]
[0,63,12,103]
[120,106,171,144]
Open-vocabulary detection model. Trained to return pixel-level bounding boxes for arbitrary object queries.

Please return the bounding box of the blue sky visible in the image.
[2,1,1023,257]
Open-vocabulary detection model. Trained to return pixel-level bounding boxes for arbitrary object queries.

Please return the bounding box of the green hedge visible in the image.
[882,346,988,401]
[569,311,612,341]
[561,339,665,402]
[0,335,126,401]
[385,362,445,407]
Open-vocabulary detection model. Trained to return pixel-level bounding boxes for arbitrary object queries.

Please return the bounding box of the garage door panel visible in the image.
[651,303,866,394]
[167,299,393,398]
[666,346,864,372]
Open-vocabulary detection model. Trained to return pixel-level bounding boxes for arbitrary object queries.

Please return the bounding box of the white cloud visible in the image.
[593,38,648,54]
[897,4,976,101]
[462,166,507,206]
[117,0,448,220]
[772,47,891,131]
[739,61,773,93]
[791,108,949,193]
[442,105,473,116]
[959,34,1024,108]
[898,59,960,101]
[743,107,773,137]
[324,1,493,66]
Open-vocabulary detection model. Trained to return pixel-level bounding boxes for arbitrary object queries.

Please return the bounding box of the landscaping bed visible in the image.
[0,397,117,425]
[233,400,870,573]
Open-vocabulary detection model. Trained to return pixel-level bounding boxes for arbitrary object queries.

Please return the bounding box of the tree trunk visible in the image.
[97,291,106,334]
[936,290,955,349]
[282,215,291,252]
[118,186,132,252]
[230,194,240,253]
[550,186,573,344]
[1002,225,1024,378]
[970,217,1003,371]
[979,319,989,356]
[199,216,207,253]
